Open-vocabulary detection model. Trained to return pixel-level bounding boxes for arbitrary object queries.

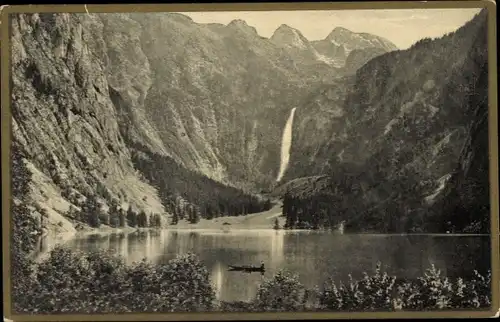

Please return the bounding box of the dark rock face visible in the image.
[426,13,491,233]
[283,10,490,233]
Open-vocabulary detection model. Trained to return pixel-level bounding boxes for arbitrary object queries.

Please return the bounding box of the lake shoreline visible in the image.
[64,200,483,236]
[76,225,489,237]
[71,226,488,237]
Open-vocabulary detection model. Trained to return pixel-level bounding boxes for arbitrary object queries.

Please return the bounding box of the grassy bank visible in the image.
[11,246,491,314]
[171,202,286,230]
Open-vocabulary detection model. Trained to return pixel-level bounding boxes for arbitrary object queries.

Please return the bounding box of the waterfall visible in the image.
[276,108,297,182]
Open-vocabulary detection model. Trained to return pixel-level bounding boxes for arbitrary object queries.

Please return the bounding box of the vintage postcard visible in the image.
[1,1,498,320]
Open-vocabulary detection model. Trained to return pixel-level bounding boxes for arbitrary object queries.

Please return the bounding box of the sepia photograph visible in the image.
[2,1,498,320]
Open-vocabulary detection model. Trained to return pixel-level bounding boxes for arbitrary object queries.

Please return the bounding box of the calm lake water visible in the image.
[35,230,491,302]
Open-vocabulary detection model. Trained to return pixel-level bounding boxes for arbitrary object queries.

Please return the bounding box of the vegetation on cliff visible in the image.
[129,142,273,222]
[281,10,490,234]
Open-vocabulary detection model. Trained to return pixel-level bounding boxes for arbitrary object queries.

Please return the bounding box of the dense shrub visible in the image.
[16,247,215,313]
[319,263,396,312]
[124,253,215,312]
[316,263,491,313]
[396,265,491,310]
[396,264,453,310]
[254,270,306,312]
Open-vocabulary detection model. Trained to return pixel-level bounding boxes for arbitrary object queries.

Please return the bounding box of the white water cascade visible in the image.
[276,108,297,182]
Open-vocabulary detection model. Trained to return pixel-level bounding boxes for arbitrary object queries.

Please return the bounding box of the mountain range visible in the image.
[10,10,490,234]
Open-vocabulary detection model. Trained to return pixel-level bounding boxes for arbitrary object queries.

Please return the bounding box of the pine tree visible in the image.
[108,199,120,228]
[82,194,100,228]
[118,208,126,227]
[137,210,148,228]
[151,213,162,228]
[175,203,184,220]
[190,210,200,224]
[273,217,280,230]
[127,205,137,227]
[265,199,272,210]
[89,209,100,228]
[109,210,119,228]
[171,209,179,225]
[99,208,110,226]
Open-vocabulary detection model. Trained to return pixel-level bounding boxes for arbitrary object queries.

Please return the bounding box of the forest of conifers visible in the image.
[129,142,273,223]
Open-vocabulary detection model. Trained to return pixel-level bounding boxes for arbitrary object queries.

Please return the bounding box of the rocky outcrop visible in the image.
[101,14,170,158]
[270,24,335,71]
[11,13,165,230]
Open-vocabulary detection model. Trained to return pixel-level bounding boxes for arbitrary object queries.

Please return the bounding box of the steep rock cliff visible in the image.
[11,13,165,231]
[102,13,340,189]
[282,10,489,233]
[426,13,491,233]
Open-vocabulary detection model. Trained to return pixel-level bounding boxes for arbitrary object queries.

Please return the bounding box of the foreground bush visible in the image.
[396,265,491,310]
[17,247,215,313]
[124,253,215,312]
[318,263,396,312]
[317,263,491,312]
[253,270,307,311]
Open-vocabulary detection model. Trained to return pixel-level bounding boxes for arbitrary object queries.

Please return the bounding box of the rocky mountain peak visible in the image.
[326,27,397,52]
[311,26,397,68]
[270,24,310,49]
[226,19,258,34]
[327,26,352,37]
[273,23,296,34]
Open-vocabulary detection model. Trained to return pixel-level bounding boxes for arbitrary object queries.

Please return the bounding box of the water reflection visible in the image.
[270,230,285,268]
[211,261,223,300]
[35,230,490,302]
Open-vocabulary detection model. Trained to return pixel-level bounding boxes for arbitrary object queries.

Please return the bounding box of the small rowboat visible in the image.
[228,261,265,273]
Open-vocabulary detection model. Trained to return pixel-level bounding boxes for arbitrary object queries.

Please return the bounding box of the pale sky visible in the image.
[180,9,481,49]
